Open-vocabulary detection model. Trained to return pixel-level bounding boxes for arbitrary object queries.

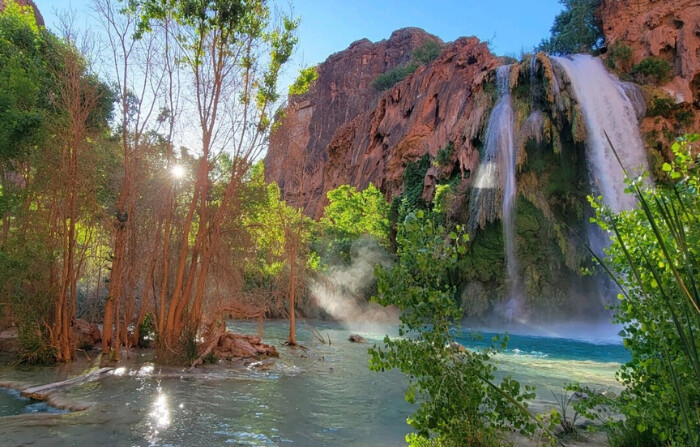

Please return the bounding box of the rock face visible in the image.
[599,0,700,107]
[265,28,499,217]
[0,0,45,26]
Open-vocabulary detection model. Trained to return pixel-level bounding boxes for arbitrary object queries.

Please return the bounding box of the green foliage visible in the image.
[372,60,419,91]
[371,40,443,92]
[413,40,442,64]
[288,66,318,96]
[605,42,633,74]
[629,57,672,85]
[138,313,156,348]
[459,223,505,284]
[433,141,454,167]
[537,0,604,55]
[401,154,431,210]
[370,211,541,446]
[0,2,50,165]
[0,236,56,364]
[646,96,675,118]
[319,183,390,262]
[129,0,297,119]
[587,134,700,446]
[674,109,693,128]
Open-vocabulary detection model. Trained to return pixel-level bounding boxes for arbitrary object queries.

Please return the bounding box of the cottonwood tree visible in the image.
[128,0,298,361]
[95,0,166,360]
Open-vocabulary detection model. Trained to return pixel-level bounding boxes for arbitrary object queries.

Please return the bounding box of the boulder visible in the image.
[72,319,101,349]
[213,332,278,361]
[348,335,366,343]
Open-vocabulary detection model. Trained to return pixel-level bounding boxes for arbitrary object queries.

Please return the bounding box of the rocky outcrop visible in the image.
[266,28,497,217]
[599,0,700,108]
[212,333,278,361]
[0,0,45,26]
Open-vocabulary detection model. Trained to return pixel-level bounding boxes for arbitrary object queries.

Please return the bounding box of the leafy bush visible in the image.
[372,61,419,91]
[371,40,443,91]
[370,211,541,446]
[537,0,604,55]
[138,313,156,348]
[413,40,442,64]
[288,66,318,96]
[401,154,431,209]
[629,57,672,85]
[646,96,675,118]
[433,141,454,167]
[674,108,693,128]
[605,42,633,73]
[586,134,700,446]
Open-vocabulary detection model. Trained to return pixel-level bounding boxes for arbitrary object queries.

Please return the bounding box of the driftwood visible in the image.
[20,367,113,400]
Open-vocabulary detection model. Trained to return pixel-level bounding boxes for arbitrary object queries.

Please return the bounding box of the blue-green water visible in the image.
[0,387,66,416]
[0,320,625,446]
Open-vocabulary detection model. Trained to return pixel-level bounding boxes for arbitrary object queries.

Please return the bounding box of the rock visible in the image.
[213,332,278,361]
[0,327,20,353]
[448,341,467,353]
[0,0,45,26]
[266,28,497,217]
[72,319,101,349]
[348,334,366,343]
[599,0,700,114]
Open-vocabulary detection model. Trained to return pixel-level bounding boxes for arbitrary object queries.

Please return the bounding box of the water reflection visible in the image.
[146,386,171,445]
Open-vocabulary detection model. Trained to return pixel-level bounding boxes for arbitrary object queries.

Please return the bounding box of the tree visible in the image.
[95,0,167,360]
[128,0,298,361]
[537,0,604,55]
[584,134,700,446]
[319,183,390,263]
[370,210,540,446]
[0,2,113,362]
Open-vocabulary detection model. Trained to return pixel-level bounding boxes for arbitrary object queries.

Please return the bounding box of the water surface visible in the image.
[0,320,624,446]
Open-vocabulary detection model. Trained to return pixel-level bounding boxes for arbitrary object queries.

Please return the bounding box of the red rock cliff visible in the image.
[599,0,699,107]
[265,28,497,217]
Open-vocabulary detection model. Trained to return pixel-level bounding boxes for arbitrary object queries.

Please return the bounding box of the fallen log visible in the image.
[20,367,113,400]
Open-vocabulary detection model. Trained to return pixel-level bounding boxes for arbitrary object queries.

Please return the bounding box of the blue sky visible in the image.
[40,0,563,88]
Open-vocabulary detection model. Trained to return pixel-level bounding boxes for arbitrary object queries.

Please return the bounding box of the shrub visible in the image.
[605,42,633,73]
[371,61,419,91]
[674,108,693,128]
[586,134,700,446]
[413,40,442,64]
[433,141,454,167]
[646,96,675,118]
[370,211,541,446]
[629,57,672,85]
[401,153,431,209]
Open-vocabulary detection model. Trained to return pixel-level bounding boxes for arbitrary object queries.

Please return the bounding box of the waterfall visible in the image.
[552,54,649,213]
[469,65,523,319]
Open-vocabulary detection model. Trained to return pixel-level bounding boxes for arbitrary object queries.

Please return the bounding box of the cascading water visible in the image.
[469,65,523,320]
[552,54,649,213]
[553,54,650,306]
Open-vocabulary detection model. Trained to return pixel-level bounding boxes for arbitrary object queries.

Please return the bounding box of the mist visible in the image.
[310,237,399,326]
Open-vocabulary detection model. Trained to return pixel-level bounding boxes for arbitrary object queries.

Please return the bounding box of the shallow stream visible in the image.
[0,320,627,446]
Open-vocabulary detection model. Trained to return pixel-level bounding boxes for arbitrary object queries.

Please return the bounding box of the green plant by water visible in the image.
[579,134,700,446]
